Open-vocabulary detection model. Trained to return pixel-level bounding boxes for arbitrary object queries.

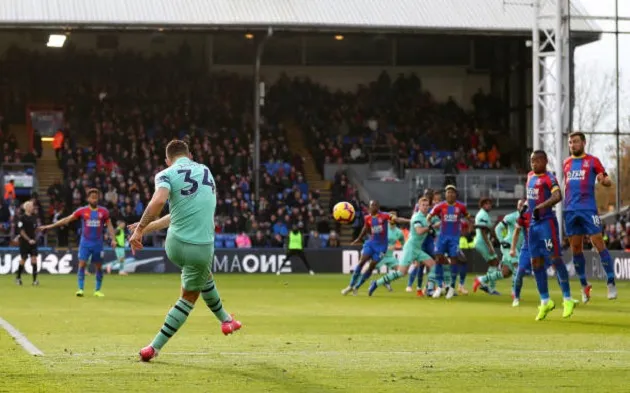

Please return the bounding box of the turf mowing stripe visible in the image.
[0,317,44,356]
[57,349,630,358]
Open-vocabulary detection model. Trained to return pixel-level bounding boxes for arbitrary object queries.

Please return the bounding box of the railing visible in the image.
[407,173,527,207]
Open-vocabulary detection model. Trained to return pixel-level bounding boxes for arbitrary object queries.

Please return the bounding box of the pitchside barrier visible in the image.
[0,247,629,281]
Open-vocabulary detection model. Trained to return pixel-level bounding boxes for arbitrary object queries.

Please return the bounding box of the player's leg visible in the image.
[192,242,241,332]
[344,245,372,293]
[512,248,531,307]
[296,250,315,274]
[140,239,239,361]
[277,250,293,275]
[16,251,27,285]
[529,222,554,320]
[140,284,200,361]
[370,247,420,295]
[589,233,617,299]
[76,246,89,296]
[406,263,419,292]
[355,258,379,290]
[473,243,498,293]
[546,218,574,317]
[567,211,591,289]
[375,256,398,291]
[116,247,128,276]
[432,255,446,298]
[454,249,468,294]
[30,252,39,285]
[91,247,105,297]
[411,237,433,292]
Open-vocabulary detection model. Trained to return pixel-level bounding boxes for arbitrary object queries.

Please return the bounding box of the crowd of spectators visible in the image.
[268,71,511,175]
[1,46,521,248]
[0,47,346,248]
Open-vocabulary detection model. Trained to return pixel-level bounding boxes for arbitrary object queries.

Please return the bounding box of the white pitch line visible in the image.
[56,349,630,358]
[0,317,44,356]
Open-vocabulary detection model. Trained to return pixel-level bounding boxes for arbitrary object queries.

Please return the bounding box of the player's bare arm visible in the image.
[415,223,429,235]
[480,227,495,254]
[37,214,77,231]
[535,189,562,211]
[130,187,169,251]
[597,173,612,187]
[351,225,368,245]
[510,226,521,257]
[128,214,171,234]
[393,217,410,225]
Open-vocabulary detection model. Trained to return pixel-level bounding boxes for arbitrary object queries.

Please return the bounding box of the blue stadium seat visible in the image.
[320,234,330,248]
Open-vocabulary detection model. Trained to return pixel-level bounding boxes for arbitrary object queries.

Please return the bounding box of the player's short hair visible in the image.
[418,197,430,204]
[166,139,190,160]
[479,197,492,207]
[445,185,457,192]
[87,188,99,197]
[569,131,586,142]
[532,150,547,159]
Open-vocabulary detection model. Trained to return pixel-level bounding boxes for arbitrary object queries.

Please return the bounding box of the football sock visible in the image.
[355,271,373,289]
[443,265,452,287]
[553,259,572,300]
[407,267,418,287]
[95,268,103,291]
[479,266,503,284]
[31,263,38,282]
[201,279,230,322]
[459,264,467,286]
[513,267,526,299]
[435,264,444,287]
[599,250,615,285]
[150,298,194,350]
[349,266,363,287]
[78,265,85,290]
[416,265,425,288]
[533,264,550,303]
[16,264,24,279]
[572,252,588,287]
[376,271,403,287]
[450,264,459,287]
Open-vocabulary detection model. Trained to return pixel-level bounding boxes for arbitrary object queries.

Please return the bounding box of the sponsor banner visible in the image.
[1,248,629,280]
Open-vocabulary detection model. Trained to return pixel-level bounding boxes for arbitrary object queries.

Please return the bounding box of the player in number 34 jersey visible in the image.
[563,132,617,302]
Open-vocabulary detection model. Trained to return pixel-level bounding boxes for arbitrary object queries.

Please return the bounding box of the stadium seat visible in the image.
[320,234,330,248]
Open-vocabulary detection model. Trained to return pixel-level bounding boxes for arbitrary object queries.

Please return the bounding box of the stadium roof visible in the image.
[0,0,599,34]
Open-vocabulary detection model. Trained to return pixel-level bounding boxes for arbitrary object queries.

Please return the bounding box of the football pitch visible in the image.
[1,274,629,393]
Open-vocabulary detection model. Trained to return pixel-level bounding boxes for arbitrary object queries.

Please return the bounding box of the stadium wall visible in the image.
[1,248,629,281]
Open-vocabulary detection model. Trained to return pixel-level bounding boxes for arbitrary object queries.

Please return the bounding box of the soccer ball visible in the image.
[332,202,355,224]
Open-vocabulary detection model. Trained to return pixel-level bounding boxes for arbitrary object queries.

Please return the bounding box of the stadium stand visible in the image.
[0,49,341,248]
[273,72,510,175]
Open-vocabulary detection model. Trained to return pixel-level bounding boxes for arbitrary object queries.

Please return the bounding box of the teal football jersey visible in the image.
[154,157,217,245]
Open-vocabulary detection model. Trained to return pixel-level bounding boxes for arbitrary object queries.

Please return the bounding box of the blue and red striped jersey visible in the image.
[429,201,469,238]
[73,206,110,246]
[563,154,606,212]
[364,212,392,245]
[526,171,560,222]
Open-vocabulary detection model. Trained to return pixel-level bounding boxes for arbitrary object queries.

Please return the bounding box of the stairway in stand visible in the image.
[285,126,354,245]
[36,144,63,246]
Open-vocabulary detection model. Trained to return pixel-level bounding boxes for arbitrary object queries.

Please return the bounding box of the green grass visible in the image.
[1,274,630,393]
